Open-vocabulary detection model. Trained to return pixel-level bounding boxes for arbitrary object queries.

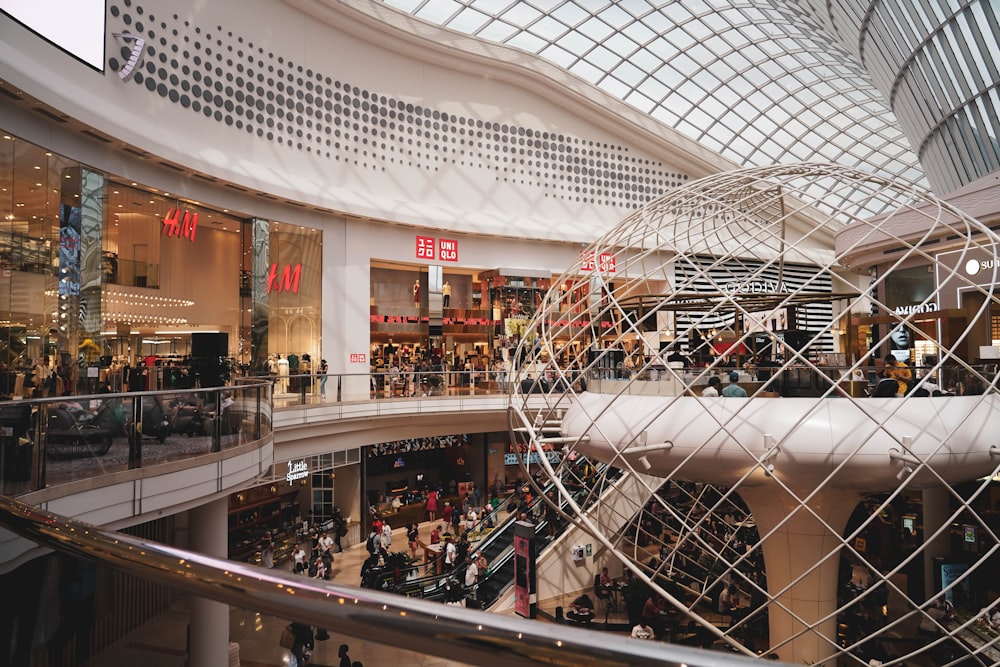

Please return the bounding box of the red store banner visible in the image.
[415,235,459,262]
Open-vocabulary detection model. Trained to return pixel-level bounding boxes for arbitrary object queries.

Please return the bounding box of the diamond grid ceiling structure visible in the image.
[382,0,929,190]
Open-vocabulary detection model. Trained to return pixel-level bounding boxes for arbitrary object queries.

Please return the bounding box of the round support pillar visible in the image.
[741,488,859,666]
[188,497,230,667]
[921,486,950,601]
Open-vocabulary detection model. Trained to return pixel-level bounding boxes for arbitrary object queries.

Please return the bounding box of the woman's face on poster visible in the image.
[890,325,911,350]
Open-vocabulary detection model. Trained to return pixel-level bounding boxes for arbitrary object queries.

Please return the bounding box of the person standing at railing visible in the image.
[319,359,328,399]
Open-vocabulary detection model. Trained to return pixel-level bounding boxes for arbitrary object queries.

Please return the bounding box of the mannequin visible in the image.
[442,281,452,307]
[276,354,289,393]
[413,279,420,305]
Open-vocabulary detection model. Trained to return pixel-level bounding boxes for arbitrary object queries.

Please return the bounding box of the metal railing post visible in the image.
[128,396,142,470]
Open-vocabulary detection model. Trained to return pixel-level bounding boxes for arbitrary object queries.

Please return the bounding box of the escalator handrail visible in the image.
[452,464,623,604]
[0,493,774,667]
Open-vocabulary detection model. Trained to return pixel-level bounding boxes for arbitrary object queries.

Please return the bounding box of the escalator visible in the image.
[389,462,624,607]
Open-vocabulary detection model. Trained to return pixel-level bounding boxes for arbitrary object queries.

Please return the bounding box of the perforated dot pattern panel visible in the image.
[106,1,687,209]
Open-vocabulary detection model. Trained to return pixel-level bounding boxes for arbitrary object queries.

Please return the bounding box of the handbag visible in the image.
[279,626,296,649]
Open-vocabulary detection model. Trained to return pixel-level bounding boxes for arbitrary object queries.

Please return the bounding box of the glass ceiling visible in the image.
[382,0,928,190]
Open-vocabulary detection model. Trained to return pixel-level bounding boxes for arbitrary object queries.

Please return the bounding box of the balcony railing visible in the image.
[0,382,271,495]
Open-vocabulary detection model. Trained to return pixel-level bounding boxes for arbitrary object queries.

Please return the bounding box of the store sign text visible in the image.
[964,258,998,276]
[268,263,301,294]
[415,235,459,262]
[723,279,789,294]
[285,459,309,483]
[439,238,458,262]
[349,353,367,363]
[582,251,616,273]
[895,303,938,315]
[161,208,198,242]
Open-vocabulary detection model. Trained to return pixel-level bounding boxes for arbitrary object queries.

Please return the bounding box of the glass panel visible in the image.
[43,396,129,486]
[265,223,322,394]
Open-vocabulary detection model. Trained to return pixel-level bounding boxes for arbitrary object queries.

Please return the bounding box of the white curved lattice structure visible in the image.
[508,163,1000,666]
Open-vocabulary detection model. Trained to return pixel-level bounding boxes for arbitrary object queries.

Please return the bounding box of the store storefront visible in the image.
[879,264,939,364]
[362,432,514,526]
[229,449,363,565]
[935,248,1000,362]
[0,130,323,397]
[228,478,305,566]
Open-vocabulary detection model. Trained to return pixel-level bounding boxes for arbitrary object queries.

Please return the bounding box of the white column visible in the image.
[334,222,373,401]
[740,488,860,666]
[188,498,229,667]
[921,486,949,601]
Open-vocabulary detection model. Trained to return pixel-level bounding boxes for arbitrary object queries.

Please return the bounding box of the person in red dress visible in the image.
[426,489,439,521]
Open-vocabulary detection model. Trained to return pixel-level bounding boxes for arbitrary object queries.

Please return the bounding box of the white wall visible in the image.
[0,0,734,244]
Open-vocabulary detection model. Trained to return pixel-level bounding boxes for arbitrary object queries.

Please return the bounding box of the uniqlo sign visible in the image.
[439,238,458,262]
[415,235,458,262]
[416,236,435,259]
[581,251,617,273]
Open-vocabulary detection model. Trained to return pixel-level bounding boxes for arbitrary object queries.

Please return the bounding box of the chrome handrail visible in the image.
[0,493,778,666]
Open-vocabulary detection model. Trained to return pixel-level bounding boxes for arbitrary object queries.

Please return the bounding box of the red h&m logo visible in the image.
[416,235,435,260]
[267,263,302,294]
[439,238,458,262]
[161,208,198,242]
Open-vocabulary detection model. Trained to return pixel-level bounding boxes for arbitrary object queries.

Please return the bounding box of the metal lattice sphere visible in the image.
[508,163,1000,666]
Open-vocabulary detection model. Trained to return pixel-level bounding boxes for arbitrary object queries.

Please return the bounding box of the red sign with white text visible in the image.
[415,235,459,262]
[416,235,435,260]
[349,353,367,363]
[439,238,458,262]
[581,251,616,273]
